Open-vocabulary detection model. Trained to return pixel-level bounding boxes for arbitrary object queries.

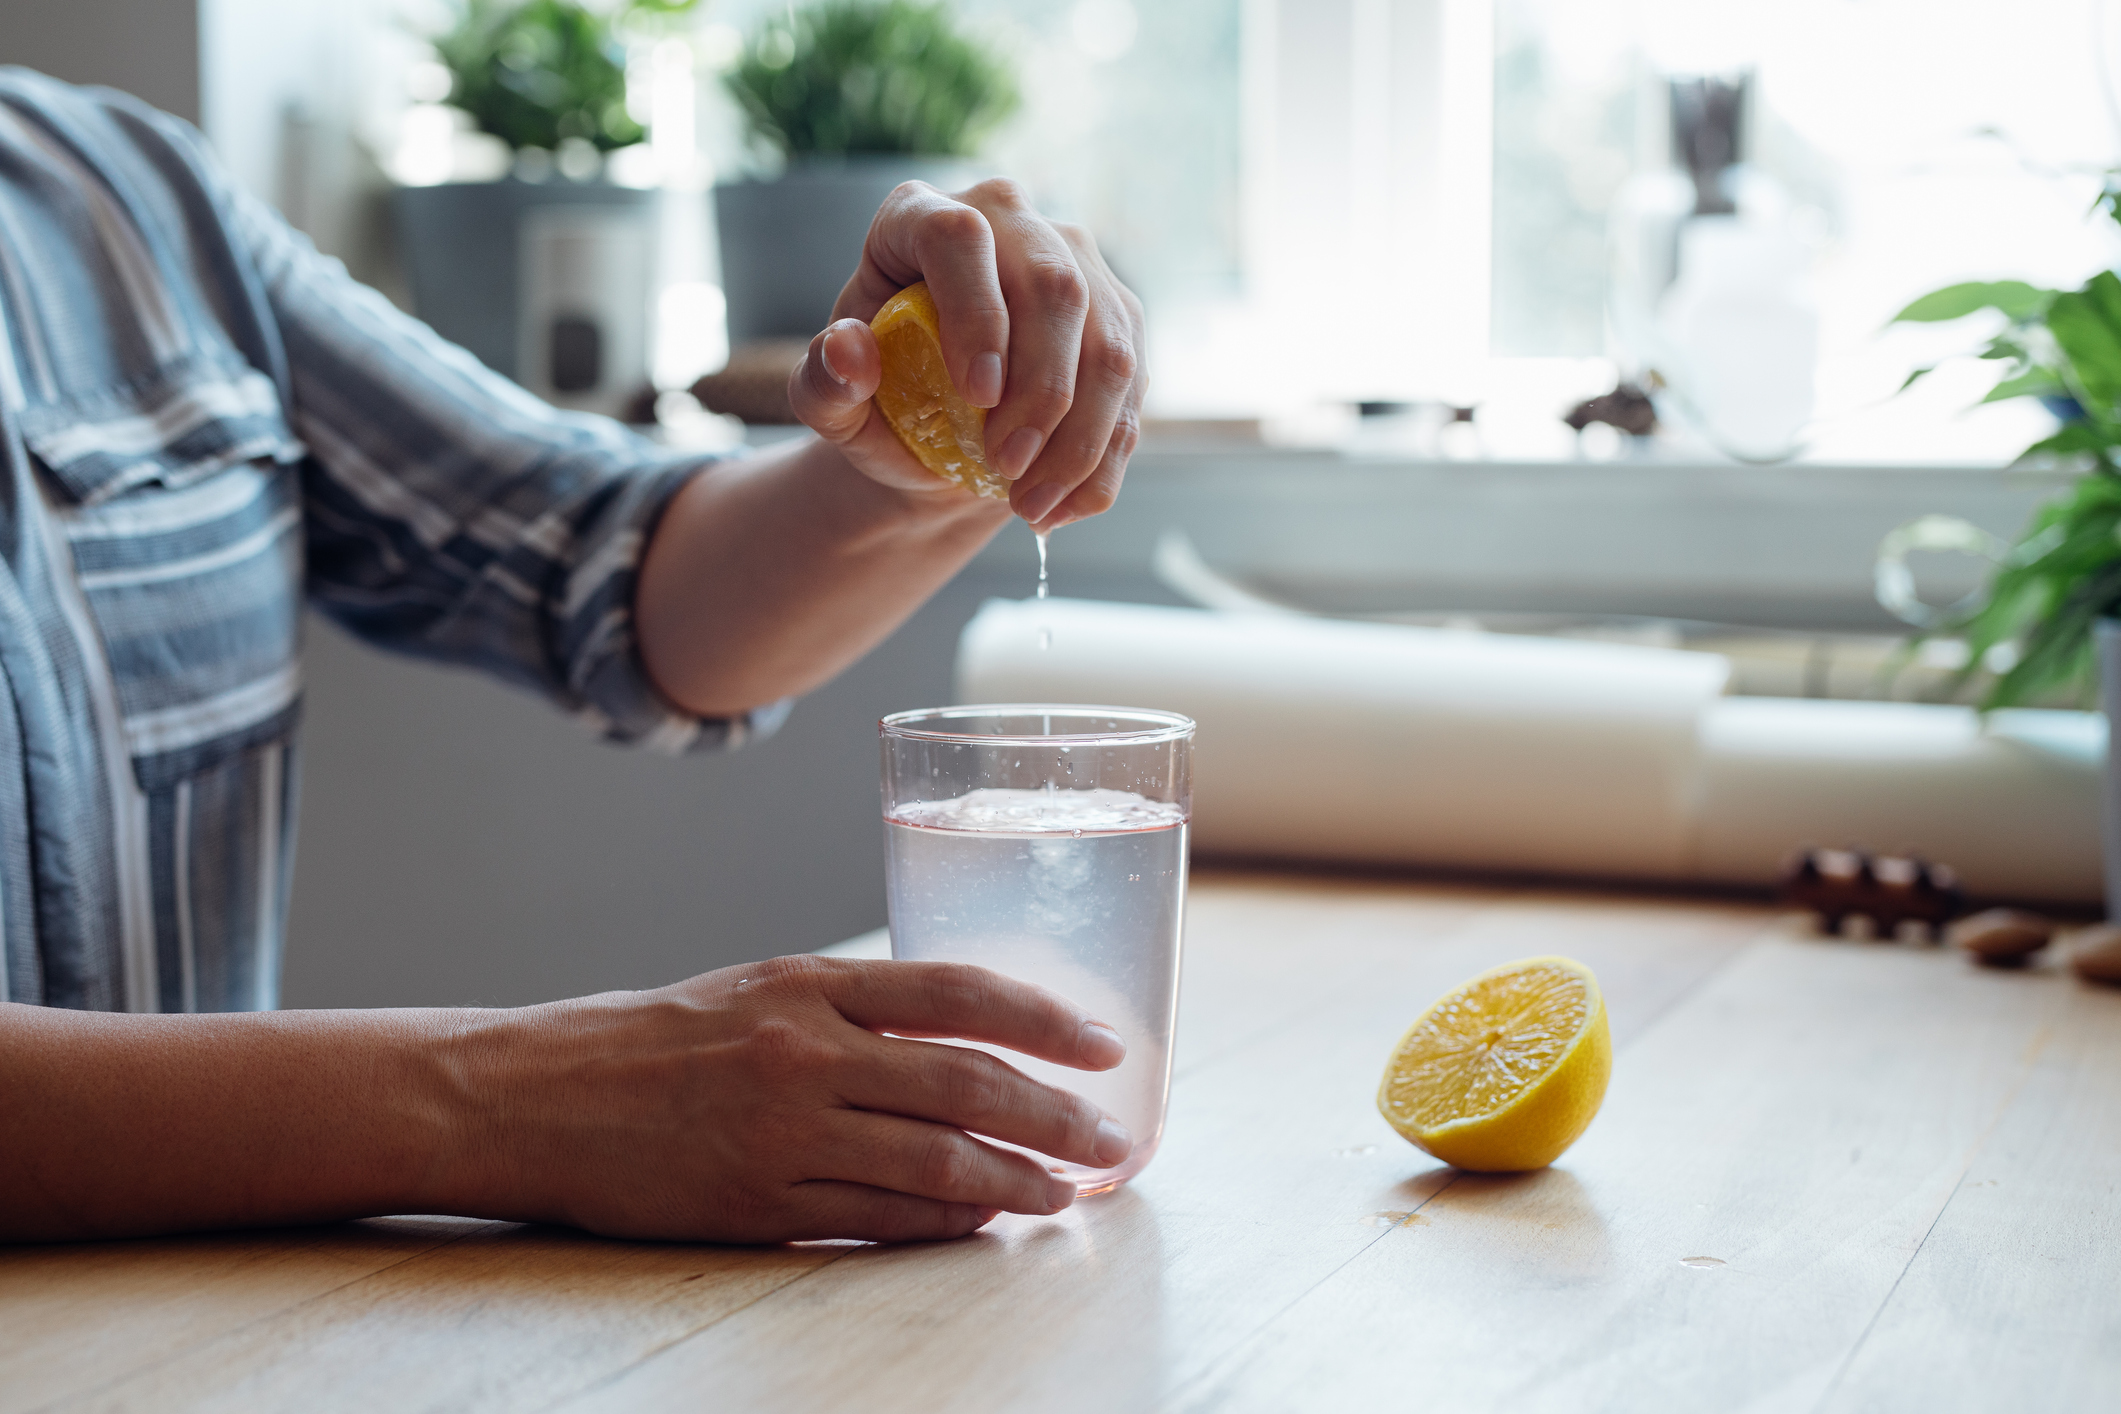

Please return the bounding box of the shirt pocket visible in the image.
[20,353,308,791]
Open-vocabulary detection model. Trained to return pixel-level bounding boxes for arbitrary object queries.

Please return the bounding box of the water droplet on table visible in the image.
[1680,1256,1727,1268]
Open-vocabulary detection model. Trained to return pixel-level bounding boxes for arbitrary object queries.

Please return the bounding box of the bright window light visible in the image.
[1492,0,2121,460]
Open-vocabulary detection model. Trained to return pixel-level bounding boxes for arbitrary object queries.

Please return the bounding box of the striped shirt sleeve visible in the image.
[205,145,784,753]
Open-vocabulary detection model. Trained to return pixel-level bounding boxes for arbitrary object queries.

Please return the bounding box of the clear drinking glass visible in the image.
[881,705,1194,1195]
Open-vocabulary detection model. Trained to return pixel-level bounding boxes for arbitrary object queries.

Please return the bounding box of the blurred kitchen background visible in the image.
[7,0,2116,1005]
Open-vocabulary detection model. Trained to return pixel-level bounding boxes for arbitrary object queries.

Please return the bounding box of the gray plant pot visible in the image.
[715,156,976,346]
[2103,618,2121,920]
[392,179,661,399]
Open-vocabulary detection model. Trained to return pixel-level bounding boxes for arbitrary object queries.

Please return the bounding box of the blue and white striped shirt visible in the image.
[0,70,778,1013]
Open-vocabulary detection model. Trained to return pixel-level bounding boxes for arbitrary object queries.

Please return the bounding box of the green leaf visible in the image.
[2048,270,2121,413]
[1980,560,2121,708]
[1898,365,1936,393]
[1980,367,2068,403]
[1892,280,2052,324]
[2015,419,2121,461]
[725,0,1019,158]
[430,0,659,151]
[1950,468,2121,708]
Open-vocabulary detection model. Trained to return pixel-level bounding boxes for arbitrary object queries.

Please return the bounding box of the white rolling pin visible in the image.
[956,598,2106,903]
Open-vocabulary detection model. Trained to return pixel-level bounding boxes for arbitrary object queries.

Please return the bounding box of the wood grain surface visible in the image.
[5,869,2115,1414]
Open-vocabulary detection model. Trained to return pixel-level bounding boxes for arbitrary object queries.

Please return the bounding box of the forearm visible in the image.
[635,436,1014,717]
[0,1002,498,1241]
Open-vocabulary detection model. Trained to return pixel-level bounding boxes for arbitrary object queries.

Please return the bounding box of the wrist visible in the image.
[791,435,1016,536]
[407,1005,541,1220]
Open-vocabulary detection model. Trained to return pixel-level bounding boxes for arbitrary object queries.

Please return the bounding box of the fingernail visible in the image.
[997,426,1043,480]
[1046,1176,1077,1212]
[819,327,851,386]
[967,351,1004,407]
[1019,480,1067,526]
[1079,1019,1126,1068]
[1093,1116,1135,1166]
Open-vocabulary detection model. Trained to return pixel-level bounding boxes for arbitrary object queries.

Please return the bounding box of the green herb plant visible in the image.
[725,0,1019,160]
[432,0,700,153]
[1892,196,2121,708]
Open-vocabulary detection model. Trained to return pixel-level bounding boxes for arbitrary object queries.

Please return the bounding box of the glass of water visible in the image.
[881,705,1194,1195]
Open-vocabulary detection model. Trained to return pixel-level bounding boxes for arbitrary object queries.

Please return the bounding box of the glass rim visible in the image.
[880,703,1195,746]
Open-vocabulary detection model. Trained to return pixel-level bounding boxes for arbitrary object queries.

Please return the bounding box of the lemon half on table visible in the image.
[869,281,1008,500]
[1377,955,1612,1172]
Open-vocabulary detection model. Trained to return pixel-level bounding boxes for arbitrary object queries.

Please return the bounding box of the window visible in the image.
[1487,0,2121,461]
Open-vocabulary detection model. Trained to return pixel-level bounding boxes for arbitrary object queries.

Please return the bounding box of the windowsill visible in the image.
[978,447,2072,634]
[1134,431,2051,474]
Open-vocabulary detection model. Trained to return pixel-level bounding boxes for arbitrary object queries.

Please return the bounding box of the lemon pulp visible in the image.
[870,281,1007,499]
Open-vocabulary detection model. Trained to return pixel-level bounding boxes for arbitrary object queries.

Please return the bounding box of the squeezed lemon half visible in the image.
[869,281,1007,499]
[1377,955,1612,1172]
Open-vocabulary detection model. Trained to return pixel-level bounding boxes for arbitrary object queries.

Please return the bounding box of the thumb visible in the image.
[788,319,881,445]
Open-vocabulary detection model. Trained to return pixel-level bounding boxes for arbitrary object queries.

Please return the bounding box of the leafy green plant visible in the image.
[432,0,699,153]
[725,0,1019,160]
[1892,209,2121,709]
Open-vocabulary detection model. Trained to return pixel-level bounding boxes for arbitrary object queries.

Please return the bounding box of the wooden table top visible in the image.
[6,868,2117,1413]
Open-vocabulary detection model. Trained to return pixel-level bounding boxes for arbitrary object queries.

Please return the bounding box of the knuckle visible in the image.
[1054,221,1091,246]
[1069,429,1111,472]
[740,1015,821,1078]
[970,175,1031,209]
[1111,414,1142,461]
[1026,257,1089,313]
[930,1202,991,1240]
[923,203,992,249]
[1071,471,1120,518]
[1063,1094,1104,1152]
[943,1053,1006,1120]
[916,1129,973,1193]
[885,179,938,209]
[1029,372,1077,424]
[1093,334,1139,387]
[752,953,829,993]
[925,961,997,1021]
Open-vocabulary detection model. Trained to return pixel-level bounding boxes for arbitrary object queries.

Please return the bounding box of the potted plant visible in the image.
[394,0,698,410]
[1891,200,2121,913]
[714,0,1019,346]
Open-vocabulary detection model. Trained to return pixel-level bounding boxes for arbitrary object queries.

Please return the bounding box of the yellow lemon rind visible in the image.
[1376,954,1612,1173]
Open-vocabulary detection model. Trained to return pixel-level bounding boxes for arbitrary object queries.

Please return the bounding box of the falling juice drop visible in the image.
[1033,524,1053,651]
